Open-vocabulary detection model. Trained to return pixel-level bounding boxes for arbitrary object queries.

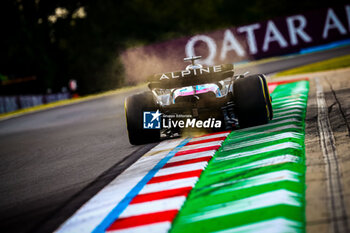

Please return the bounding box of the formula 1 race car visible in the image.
[125,56,273,145]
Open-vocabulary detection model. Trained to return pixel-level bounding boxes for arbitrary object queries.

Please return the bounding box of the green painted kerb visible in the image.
[170,81,309,233]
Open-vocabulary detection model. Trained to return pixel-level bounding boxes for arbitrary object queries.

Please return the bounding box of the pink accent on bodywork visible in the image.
[176,86,218,97]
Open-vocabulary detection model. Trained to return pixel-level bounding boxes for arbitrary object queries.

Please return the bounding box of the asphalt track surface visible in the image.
[0,45,350,233]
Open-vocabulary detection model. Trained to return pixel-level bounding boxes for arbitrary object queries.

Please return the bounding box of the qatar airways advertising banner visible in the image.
[122,4,350,82]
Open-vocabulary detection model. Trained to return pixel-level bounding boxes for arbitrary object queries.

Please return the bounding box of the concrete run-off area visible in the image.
[282,68,350,233]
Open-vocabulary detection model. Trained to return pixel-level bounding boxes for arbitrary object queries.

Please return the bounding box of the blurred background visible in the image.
[0,0,348,96]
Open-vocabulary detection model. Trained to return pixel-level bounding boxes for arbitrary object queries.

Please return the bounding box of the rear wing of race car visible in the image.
[148,64,234,89]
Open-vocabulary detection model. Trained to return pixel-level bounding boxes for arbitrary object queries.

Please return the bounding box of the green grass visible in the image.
[275,54,350,77]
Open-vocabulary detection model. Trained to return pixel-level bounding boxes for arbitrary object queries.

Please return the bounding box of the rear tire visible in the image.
[234,74,272,128]
[260,74,273,120]
[125,92,160,145]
